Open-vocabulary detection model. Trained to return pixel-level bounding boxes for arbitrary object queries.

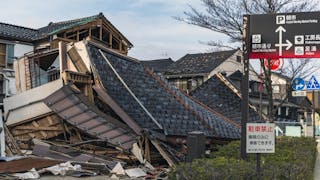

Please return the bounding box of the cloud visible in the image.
[0,0,229,60]
[109,7,229,60]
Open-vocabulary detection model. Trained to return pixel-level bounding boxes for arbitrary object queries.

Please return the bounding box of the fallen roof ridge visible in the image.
[144,67,218,135]
[87,38,138,63]
[98,49,163,130]
[215,73,261,119]
[216,73,242,98]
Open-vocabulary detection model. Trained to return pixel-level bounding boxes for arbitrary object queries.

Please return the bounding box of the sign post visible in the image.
[291,77,306,97]
[242,11,320,177]
[247,123,275,178]
[306,75,320,138]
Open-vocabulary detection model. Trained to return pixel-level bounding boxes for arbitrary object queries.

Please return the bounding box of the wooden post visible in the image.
[59,42,67,75]
[119,40,122,51]
[144,138,151,162]
[76,30,79,41]
[109,34,113,48]
[99,26,103,41]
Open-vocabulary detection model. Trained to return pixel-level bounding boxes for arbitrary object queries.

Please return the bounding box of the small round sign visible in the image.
[292,77,305,91]
[264,58,283,71]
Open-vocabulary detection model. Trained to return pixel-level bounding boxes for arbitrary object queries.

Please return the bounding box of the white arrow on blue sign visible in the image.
[306,75,320,90]
[292,77,305,91]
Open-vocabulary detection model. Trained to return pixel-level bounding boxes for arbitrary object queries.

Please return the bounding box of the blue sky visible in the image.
[0,0,229,60]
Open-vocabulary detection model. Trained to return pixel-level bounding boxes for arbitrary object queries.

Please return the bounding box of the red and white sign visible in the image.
[264,58,283,71]
[246,123,275,153]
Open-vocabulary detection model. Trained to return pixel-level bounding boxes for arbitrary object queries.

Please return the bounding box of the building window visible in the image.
[0,44,6,67]
[236,55,241,63]
[187,79,197,92]
[272,85,280,93]
[180,79,187,92]
[79,29,89,40]
[6,44,14,65]
[112,36,120,50]
[91,27,100,40]
[102,28,110,45]
[0,43,14,67]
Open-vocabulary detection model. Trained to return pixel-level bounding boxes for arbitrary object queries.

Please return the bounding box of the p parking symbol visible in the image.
[276,15,285,24]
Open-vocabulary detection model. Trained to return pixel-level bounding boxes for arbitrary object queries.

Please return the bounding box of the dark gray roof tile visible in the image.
[44,85,137,150]
[0,13,132,46]
[190,75,260,126]
[38,14,100,37]
[141,58,174,73]
[0,23,38,42]
[165,50,238,75]
[88,43,241,139]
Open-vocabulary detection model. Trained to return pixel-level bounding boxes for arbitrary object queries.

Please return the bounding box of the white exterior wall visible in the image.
[208,51,242,78]
[208,50,260,82]
[4,80,63,125]
[271,74,288,85]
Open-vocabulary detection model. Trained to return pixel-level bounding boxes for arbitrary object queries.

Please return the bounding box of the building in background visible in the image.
[163,49,260,93]
[141,58,173,74]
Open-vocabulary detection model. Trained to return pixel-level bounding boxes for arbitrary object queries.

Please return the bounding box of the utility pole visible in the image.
[241,15,250,160]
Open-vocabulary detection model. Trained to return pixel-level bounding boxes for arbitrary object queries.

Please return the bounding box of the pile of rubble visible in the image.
[1,129,169,179]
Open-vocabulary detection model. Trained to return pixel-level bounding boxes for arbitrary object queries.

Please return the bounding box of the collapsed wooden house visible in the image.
[5,39,245,165]
[2,13,247,167]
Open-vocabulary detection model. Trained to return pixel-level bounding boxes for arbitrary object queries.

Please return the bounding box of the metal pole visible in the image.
[241,15,250,160]
[0,111,5,157]
[313,90,316,138]
[256,153,261,179]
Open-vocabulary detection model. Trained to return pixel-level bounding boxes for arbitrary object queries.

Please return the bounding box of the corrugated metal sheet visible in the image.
[44,85,137,150]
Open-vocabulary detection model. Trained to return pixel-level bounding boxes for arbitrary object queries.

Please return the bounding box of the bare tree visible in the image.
[176,0,319,121]
[176,0,317,43]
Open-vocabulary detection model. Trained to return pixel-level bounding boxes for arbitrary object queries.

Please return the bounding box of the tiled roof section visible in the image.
[0,14,100,41]
[88,42,240,139]
[190,74,260,126]
[141,58,173,73]
[37,13,132,46]
[0,23,38,42]
[38,14,100,37]
[0,13,132,46]
[228,70,243,81]
[44,85,137,150]
[165,50,238,75]
[289,96,312,108]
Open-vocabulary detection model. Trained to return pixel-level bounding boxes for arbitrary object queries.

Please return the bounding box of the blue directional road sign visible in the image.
[306,75,320,90]
[292,78,305,91]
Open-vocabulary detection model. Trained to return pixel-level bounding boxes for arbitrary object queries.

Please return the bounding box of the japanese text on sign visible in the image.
[248,12,320,59]
[246,123,275,153]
